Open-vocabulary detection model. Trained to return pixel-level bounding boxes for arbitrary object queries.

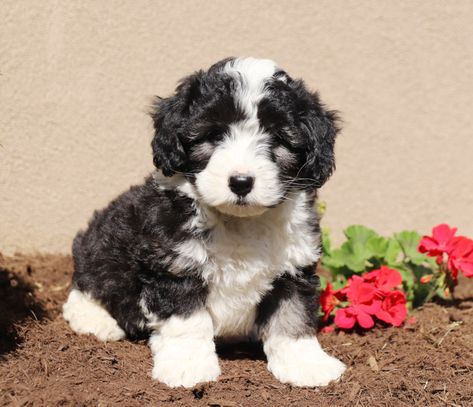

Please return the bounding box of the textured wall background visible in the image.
[1,0,472,254]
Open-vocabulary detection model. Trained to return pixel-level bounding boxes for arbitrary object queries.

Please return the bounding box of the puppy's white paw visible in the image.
[265,335,346,387]
[63,289,125,342]
[151,343,221,387]
[149,310,220,388]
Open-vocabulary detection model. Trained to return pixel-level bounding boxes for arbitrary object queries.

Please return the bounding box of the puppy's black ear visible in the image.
[292,80,340,188]
[150,71,204,176]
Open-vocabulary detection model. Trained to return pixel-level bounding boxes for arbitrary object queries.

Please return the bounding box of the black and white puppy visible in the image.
[63,57,346,387]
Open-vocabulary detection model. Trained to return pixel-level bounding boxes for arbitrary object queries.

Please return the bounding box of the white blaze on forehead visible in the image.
[225,57,278,91]
[224,57,278,118]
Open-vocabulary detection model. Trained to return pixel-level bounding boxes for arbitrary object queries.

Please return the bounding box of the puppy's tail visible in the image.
[71,230,85,274]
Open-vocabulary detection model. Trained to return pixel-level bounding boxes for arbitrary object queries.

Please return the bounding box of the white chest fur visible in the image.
[198,192,321,337]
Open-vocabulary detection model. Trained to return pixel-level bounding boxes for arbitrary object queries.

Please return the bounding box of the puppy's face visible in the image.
[151,57,339,217]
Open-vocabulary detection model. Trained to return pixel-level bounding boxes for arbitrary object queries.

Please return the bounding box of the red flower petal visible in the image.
[454,255,473,278]
[375,291,407,326]
[334,308,356,329]
[320,283,344,321]
[375,309,393,324]
[419,224,458,257]
[376,266,402,290]
[359,300,382,315]
[362,267,402,294]
[391,305,408,326]
[448,236,473,278]
[320,325,335,333]
[362,269,379,284]
[461,263,473,278]
[419,236,441,255]
[346,276,377,304]
[356,310,375,329]
[320,283,334,313]
[432,224,458,249]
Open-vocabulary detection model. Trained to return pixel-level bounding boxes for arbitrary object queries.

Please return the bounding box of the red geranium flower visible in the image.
[363,266,402,295]
[334,276,381,329]
[419,224,457,257]
[320,325,335,333]
[375,290,407,327]
[320,283,344,322]
[447,236,473,279]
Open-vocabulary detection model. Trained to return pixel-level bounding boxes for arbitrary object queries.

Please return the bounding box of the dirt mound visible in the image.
[1,254,472,406]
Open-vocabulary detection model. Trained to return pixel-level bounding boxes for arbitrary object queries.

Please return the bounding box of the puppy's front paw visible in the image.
[265,336,346,387]
[151,343,221,387]
[149,310,220,387]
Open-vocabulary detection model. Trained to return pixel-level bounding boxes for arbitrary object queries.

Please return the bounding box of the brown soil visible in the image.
[1,254,472,407]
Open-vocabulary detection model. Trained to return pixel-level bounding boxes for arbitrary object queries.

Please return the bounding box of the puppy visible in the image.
[63,57,346,387]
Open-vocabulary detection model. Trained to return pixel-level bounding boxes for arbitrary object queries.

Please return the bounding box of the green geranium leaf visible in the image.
[385,238,402,264]
[338,225,379,272]
[366,235,389,258]
[331,275,348,291]
[437,272,446,287]
[319,275,327,290]
[335,243,366,273]
[322,250,345,270]
[409,262,435,281]
[391,265,415,290]
[425,256,439,269]
[413,283,433,308]
[394,231,426,265]
[321,228,332,255]
[344,225,378,244]
[435,286,448,299]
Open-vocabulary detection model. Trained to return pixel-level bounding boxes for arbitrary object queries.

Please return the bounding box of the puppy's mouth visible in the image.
[215,201,269,217]
[236,197,249,206]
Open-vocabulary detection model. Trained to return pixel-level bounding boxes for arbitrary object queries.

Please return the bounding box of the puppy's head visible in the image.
[151,57,340,217]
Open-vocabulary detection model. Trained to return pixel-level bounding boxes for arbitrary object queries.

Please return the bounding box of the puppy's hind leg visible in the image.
[63,289,126,342]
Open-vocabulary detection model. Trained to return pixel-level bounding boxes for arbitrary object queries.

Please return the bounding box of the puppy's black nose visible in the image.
[228,175,254,197]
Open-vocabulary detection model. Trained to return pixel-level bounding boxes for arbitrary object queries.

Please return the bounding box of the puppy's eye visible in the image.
[189,128,224,143]
[205,129,223,142]
[276,128,304,150]
[276,135,294,150]
[275,132,298,151]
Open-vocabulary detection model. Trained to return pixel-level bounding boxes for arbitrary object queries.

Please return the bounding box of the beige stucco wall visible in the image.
[1,0,472,254]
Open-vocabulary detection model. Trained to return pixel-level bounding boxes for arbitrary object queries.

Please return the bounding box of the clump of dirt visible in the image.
[1,254,472,406]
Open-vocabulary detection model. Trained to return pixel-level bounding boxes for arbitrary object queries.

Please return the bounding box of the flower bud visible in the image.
[420,274,433,284]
